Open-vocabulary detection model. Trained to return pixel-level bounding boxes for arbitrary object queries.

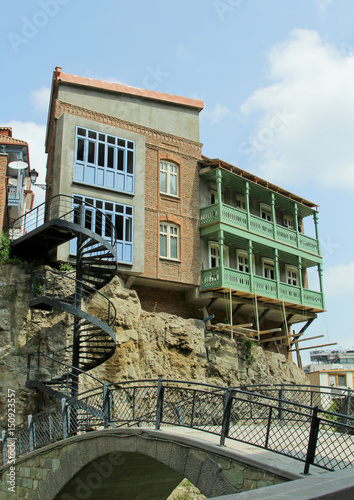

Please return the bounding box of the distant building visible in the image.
[0,127,34,236]
[43,67,325,354]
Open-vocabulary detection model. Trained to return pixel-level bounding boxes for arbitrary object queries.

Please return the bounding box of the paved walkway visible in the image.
[162,426,326,478]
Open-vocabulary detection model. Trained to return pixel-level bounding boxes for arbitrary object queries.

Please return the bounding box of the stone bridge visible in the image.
[1,427,298,499]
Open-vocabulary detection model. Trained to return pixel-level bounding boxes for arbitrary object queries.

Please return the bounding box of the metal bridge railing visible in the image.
[2,379,354,474]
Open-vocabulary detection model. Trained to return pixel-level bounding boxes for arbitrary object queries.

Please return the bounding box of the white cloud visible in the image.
[5,121,47,207]
[31,86,51,113]
[324,261,354,298]
[204,103,232,124]
[239,29,354,191]
[317,0,333,12]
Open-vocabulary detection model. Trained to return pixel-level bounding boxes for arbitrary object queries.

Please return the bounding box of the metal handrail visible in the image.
[2,379,353,473]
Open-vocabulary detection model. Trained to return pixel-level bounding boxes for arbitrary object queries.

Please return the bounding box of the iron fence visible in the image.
[1,379,354,474]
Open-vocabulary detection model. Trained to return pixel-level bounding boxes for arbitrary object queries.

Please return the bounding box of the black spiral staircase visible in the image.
[10,195,118,400]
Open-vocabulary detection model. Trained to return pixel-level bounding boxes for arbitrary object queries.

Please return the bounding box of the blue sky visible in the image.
[2,0,354,364]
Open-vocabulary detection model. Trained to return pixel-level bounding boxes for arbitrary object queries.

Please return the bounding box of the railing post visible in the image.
[155,377,164,430]
[220,388,232,446]
[190,391,196,428]
[344,391,351,425]
[304,406,320,474]
[28,415,34,452]
[265,406,273,449]
[103,382,110,429]
[278,383,284,426]
[2,430,7,465]
[62,398,68,440]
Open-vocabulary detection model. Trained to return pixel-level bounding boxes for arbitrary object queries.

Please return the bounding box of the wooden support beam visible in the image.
[288,342,337,353]
[291,335,324,346]
[257,328,282,335]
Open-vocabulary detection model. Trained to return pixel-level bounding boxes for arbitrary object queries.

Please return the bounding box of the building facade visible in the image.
[44,67,324,347]
[0,128,34,236]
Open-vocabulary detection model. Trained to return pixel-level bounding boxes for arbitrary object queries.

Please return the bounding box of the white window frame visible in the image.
[208,242,229,268]
[160,222,180,260]
[236,194,246,211]
[285,265,298,286]
[210,188,225,205]
[283,214,294,229]
[260,203,272,222]
[262,258,275,280]
[160,161,179,197]
[236,250,255,273]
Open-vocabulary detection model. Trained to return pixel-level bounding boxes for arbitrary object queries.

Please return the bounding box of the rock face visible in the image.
[0,265,308,427]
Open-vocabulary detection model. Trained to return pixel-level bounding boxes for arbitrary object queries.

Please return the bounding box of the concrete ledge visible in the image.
[209,467,354,500]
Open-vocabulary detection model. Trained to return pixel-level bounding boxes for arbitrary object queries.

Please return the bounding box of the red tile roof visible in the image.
[0,135,28,146]
[54,67,204,111]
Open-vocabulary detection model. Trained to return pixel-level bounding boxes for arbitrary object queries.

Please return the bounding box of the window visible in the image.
[74,127,135,194]
[236,194,246,211]
[236,250,254,273]
[71,195,133,264]
[208,242,229,268]
[260,203,272,221]
[210,189,225,205]
[283,215,294,229]
[160,161,179,196]
[262,258,275,280]
[160,223,179,260]
[329,374,347,387]
[286,265,298,286]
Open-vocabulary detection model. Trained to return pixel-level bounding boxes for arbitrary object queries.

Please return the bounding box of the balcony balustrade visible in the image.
[201,266,324,310]
[200,203,320,256]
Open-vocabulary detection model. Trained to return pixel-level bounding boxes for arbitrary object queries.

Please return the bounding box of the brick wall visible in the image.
[50,99,203,287]
[0,154,8,235]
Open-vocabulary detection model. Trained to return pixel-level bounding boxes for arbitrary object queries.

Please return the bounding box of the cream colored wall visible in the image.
[58,84,201,142]
[53,112,145,275]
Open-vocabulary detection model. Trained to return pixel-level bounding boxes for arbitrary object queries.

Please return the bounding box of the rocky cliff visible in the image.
[0,263,308,427]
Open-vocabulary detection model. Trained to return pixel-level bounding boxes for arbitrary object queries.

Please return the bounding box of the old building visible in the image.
[0,127,34,236]
[44,67,324,348]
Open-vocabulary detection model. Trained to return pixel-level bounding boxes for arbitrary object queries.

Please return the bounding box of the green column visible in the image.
[245,181,250,230]
[271,193,276,239]
[248,240,254,294]
[318,263,325,309]
[218,229,224,288]
[274,248,280,299]
[314,211,321,255]
[298,256,304,305]
[294,203,300,248]
[216,169,222,222]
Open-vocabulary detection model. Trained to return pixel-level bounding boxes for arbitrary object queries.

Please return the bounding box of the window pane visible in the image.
[88,142,95,164]
[115,205,124,213]
[338,375,346,386]
[127,141,134,149]
[77,139,84,162]
[105,202,113,212]
[78,128,86,136]
[105,214,113,237]
[117,149,124,171]
[98,143,105,167]
[170,236,177,259]
[85,210,92,230]
[125,218,132,242]
[115,214,123,240]
[160,234,167,257]
[88,131,96,139]
[95,211,103,235]
[127,151,134,174]
[99,133,105,141]
[170,175,177,195]
[160,172,167,193]
[118,138,125,147]
[126,207,132,215]
[107,146,114,168]
[108,136,115,144]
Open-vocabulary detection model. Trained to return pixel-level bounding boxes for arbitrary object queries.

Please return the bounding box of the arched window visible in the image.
[160,161,179,196]
[160,222,179,260]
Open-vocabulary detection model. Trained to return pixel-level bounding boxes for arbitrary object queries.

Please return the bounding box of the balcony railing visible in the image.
[200,203,320,256]
[201,267,324,309]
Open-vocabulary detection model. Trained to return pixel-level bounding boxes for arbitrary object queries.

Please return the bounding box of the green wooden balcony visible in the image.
[201,267,324,311]
[200,203,320,256]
